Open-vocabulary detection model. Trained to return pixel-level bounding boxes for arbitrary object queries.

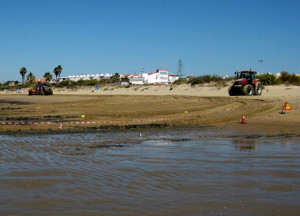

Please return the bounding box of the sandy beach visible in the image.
[1,83,300,216]
[1,83,300,134]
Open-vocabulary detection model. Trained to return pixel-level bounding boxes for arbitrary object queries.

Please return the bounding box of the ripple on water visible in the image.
[0,128,300,215]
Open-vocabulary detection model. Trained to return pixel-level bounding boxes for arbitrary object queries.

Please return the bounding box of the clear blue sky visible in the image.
[0,0,299,82]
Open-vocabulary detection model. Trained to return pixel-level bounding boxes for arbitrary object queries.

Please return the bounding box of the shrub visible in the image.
[188,77,204,85]
[290,74,300,84]
[201,75,222,82]
[280,71,290,82]
[98,79,112,84]
[276,71,300,85]
[121,77,130,82]
[0,80,28,90]
[187,74,224,86]
[257,74,280,85]
[57,80,76,87]
[173,78,187,85]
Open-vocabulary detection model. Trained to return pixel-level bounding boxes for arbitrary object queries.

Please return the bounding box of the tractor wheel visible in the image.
[228,86,234,96]
[41,89,45,95]
[254,82,262,95]
[49,88,53,95]
[229,86,237,96]
[243,85,253,96]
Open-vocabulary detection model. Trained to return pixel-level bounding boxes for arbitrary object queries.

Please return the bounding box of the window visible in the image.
[159,72,168,75]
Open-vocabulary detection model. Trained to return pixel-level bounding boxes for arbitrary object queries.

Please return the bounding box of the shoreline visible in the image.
[1,122,299,138]
[0,124,213,136]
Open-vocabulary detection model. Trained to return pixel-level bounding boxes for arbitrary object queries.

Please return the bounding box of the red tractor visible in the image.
[229,70,262,96]
[28,82,53,96]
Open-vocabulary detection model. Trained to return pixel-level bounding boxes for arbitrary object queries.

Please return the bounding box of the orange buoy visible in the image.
[242,114,246,124]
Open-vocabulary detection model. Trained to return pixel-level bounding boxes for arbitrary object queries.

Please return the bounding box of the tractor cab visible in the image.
[235,70,257,85]
[240,71,256,85]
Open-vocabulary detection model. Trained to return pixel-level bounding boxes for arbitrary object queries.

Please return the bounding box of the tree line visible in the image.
[257,71,300,85]
[174,71,300,86]
[0,71,130,90]
[19,65,63,83]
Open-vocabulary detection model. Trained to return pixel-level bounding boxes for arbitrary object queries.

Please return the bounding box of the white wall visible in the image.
[60,72,178,84]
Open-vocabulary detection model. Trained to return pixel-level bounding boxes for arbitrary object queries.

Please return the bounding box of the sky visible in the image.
[0,0,299,82]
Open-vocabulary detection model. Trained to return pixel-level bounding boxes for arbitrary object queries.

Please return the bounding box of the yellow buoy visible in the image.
[81,115,85,118]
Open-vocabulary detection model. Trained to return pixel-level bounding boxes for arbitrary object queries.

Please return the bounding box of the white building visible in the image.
[58,69,179,85]
[126,69,179,85]
[125,74,144,85]
[59,73,113,82]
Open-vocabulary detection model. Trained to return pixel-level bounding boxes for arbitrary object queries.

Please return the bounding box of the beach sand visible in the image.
[1,84,300,134]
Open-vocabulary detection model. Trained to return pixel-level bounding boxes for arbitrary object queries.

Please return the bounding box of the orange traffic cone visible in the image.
[242,115,246,124]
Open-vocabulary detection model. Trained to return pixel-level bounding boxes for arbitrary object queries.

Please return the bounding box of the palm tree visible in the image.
[53,65,63,81]
[20,67,27,83]
[43,72,53,82]
[57,65,63,80]
[53,67,59,80]
[26,72,35,83]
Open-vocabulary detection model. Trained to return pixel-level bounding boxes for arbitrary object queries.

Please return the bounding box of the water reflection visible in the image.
[0,129,299,216]
[234,139,258,150]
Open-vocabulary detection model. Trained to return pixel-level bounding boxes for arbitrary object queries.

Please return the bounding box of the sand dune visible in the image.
[41,83,299,100]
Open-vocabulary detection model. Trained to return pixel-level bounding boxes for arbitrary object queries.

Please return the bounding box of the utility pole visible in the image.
[258,59,263,73]
[177,59,183,78]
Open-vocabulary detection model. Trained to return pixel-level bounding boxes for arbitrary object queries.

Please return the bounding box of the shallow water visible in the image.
[0,128,299,216]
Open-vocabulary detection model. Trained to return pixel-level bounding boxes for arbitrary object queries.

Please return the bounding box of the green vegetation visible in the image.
[43,72,53,81]
[98,78,113,85]
[0,81,34,91]
[53,65,63,80]
[187,75,225,86]
[188,77,204,85]
[257,73,279,85]
[43,79,114,88]
[173,78,187,85]
[121,76,130,82]
[56,80,76,87]
[56,78,121,88]
[279,71,300,85]
[76,79,98,86]
[178,71,300,86]
[257,71,300,85]
[19,67,27,83]
[111,73,120,83]
[26,72,35,83]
